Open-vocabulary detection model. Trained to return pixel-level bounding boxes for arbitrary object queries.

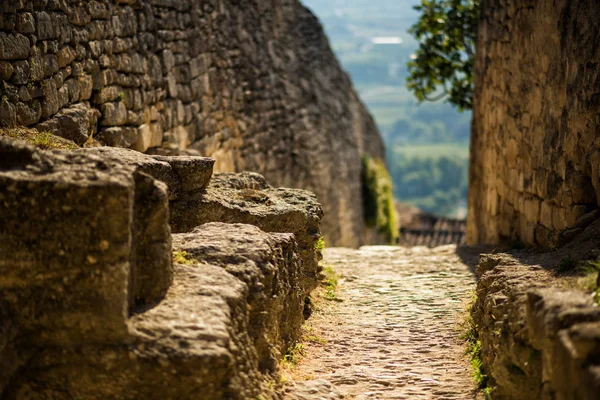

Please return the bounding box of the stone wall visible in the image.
[0,0,385,247]
[0,138,323,398]
[468,0,600,247]
[472,232,600,399]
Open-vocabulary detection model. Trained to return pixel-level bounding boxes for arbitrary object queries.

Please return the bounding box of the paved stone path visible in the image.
[286,245,480,400]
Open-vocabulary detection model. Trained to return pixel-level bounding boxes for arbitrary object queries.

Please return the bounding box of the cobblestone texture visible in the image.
[290,245,479,399]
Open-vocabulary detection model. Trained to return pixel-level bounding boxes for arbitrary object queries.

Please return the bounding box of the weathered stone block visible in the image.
[130,123,162,152]
[80,146,215,201]
[0,61,14,80]
[0,139,133,346]
[0,32,30,60]
[170,172,324,293]
[0,139,175,342]
[15,12,35,34]
[173,223,305,366]
[5,263,253,400]
[35,103,95,145]
[100,101,127,126]
[0,99,17,127]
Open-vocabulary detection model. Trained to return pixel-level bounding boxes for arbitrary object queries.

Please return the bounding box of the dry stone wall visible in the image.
[0,137,323,398]
[0,0,385,247]
[468,0,600,247]
[472,241,600,399]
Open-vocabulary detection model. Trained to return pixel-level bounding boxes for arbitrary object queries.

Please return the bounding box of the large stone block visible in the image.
[173,223,305,364]
[0,32,29,60]
[0,139,177,337]
[170,172,324,293]
[5,263,255,400]
[35,103,99,145]
[0,139,133,346]
[80,147,215,200]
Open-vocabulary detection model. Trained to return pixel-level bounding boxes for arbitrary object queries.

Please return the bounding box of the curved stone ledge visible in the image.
[472,252,600,399]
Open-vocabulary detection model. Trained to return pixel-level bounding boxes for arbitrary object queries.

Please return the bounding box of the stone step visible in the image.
[172,222,306,365]
[6,223,305,399]
[80,147,215,201]
[0,139,137,347]
[0,140,171,391]
[78,147,215,308]
[170,172,324,294]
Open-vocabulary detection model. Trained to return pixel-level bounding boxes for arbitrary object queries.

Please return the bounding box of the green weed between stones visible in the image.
[361,156,399,244]
[322,265,341,302]
[460,291,495,398]
[281,343,305,368]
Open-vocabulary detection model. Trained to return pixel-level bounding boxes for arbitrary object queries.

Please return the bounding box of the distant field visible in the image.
[392,142,470,160]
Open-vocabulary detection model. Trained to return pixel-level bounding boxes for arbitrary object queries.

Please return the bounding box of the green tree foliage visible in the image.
[387,149,469,217]
[406,0,479,110]
[362,157,399,244]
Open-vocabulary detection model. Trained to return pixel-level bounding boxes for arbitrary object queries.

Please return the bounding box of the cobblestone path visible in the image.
[287,245,480,400]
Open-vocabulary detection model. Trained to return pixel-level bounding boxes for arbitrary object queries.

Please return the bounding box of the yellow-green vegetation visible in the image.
[321,265,341,302]
[315,236,325,252]
[172,250,196,265]
[0,127,78,150]
[281,343,306,368]
[361,156,399,244]
[460,292,493,397]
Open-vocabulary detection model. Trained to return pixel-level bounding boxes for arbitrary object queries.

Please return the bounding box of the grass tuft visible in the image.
[321,265,341,302]
[281,343,305,368]
[460,291,492,394]
[0,127,78,150]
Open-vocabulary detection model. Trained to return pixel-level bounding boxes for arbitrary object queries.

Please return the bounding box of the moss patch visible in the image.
[361,156,398,244]
[460,291,494,396]
[0,127,79,150]
[172,250,197,265]
[315,236,325,252]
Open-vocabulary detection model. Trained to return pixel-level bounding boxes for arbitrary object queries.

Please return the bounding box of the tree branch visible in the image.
[423,87,448,102]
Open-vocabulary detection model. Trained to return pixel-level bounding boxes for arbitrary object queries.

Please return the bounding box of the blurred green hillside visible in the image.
[303,0,470,218]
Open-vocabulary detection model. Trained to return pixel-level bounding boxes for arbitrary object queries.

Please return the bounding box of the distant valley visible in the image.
[303,0,470,218]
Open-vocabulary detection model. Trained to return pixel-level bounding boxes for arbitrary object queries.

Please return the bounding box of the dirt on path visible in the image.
[285,245,481,400]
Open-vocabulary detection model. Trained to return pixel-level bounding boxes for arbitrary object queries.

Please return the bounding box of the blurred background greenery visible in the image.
[302,0,470,218]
